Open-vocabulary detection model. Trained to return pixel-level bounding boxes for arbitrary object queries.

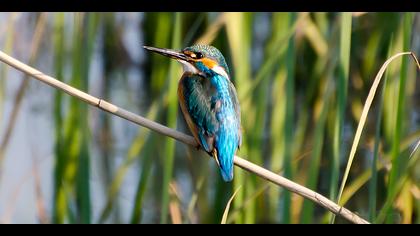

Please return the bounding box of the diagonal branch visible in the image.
[0,50,369,224]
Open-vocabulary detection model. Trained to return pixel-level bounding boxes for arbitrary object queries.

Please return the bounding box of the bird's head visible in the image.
[143,44,230,80]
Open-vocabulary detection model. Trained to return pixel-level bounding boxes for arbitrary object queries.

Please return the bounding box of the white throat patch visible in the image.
[178,59,199,74]
[211,65,230,80]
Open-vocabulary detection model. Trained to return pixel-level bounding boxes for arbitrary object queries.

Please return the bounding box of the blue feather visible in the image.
[177,47,241,182]
[179,72,240,182]
[145,44,241,182]
[210,74,239,182]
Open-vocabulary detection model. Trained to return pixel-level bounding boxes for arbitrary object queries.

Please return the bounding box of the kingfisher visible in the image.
[143,45,242,182]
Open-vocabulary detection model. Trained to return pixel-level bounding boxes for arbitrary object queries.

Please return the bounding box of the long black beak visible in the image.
[143,46,189,61]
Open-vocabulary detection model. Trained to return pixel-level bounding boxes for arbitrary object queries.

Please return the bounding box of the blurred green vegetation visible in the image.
[0,12,419,224]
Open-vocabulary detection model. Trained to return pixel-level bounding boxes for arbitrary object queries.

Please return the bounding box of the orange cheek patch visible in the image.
[200,58,217,69]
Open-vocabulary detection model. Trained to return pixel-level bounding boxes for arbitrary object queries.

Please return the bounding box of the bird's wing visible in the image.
[178,74,218,153]
[228,81,242,149]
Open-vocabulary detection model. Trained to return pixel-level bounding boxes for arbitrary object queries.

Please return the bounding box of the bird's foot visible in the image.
[212,150,220,167]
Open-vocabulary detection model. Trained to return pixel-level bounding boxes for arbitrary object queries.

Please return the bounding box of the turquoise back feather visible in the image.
[179,70,240,182]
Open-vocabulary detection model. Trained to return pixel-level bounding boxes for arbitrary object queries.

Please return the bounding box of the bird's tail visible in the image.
[212,149,234,182]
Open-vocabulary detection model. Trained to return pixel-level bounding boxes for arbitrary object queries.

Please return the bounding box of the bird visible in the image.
[143,44,242,182]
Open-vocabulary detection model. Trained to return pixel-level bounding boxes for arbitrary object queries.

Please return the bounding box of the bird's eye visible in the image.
[195,52,203,59]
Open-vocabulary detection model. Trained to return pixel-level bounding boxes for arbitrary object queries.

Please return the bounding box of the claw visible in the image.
[212,149,220,167]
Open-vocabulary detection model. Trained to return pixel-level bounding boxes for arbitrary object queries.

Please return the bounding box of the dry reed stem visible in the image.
[0,50,369,224]
[336,52,420,206]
